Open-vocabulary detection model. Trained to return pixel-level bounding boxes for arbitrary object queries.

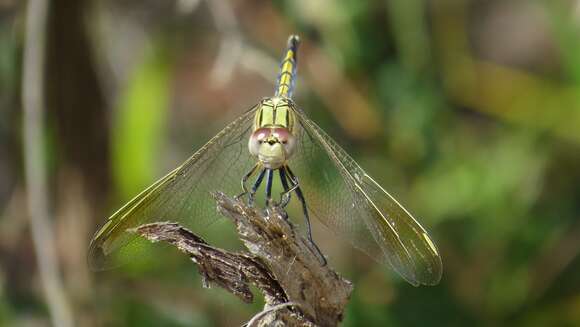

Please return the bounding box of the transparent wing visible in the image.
[88,107,258,270]
[290,107,442,286]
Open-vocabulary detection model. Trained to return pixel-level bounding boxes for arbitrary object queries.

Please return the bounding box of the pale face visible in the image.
[248,126,296,169]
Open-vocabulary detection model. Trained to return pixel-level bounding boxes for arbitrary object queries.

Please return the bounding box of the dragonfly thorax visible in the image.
[248,126,296,169]
[254,97,296,131]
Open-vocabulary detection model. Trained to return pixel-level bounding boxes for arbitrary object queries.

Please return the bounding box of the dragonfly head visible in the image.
[249,126,296,169]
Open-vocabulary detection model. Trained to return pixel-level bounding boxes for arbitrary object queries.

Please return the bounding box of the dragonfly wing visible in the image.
[291,107,442,286]
[89,107,258,270]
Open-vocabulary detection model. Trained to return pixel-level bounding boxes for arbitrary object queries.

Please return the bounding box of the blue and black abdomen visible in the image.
[275,35,300,99]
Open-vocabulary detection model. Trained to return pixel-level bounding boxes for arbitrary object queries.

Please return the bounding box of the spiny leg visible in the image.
[278,168,295,208]
[284,166,313,241]
[285,166,327,266]
[237,163,260,200]
[248,168,267,207]
[265,169,274,206]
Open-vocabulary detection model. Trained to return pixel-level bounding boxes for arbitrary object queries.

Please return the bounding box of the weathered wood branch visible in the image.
[132,192,352,326]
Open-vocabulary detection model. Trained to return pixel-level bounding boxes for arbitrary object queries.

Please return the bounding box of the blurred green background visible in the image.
[2,0,580,326]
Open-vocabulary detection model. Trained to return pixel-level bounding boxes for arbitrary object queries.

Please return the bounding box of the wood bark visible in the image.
[133,192,353,327]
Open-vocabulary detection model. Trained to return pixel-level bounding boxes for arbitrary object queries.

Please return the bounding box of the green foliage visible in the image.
[95,1,580,324]
[112,41,171,199]
[5,0,580,326]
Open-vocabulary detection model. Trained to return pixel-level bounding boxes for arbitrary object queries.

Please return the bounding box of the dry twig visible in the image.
[22,0,74,326]
[133,192,352,327]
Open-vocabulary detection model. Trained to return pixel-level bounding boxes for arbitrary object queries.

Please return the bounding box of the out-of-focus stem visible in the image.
[207,0,243,87]
[22,0,74,326]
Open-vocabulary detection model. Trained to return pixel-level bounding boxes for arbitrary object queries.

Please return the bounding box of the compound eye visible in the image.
[249,128,271,156]
[272,128,291,143]
[253,128,270,143]
[271,128,296,156]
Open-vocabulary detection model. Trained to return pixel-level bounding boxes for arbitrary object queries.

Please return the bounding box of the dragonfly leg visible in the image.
[236,163,260,201]
[265,169,274,206]
[278,167,297,208]
[286,166,327,266]
[248,168,267,207]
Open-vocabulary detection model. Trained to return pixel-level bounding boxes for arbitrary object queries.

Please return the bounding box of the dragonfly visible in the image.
[88,35,442,286]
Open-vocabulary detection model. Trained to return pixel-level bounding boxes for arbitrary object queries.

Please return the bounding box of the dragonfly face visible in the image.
[249,97,297,169]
